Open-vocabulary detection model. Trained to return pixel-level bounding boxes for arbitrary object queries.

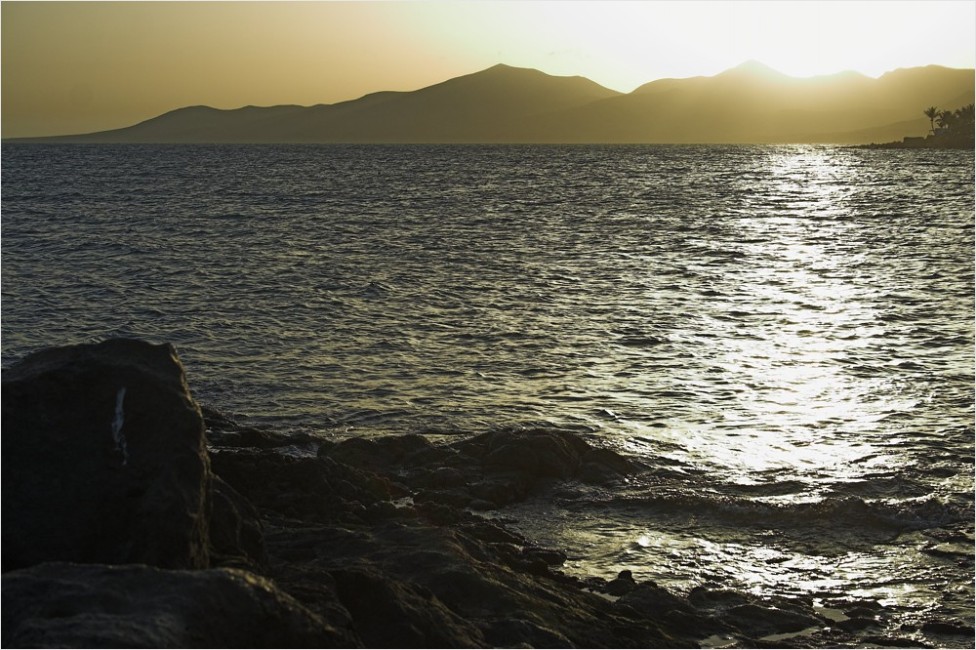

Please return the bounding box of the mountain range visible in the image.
[11,62,976,144]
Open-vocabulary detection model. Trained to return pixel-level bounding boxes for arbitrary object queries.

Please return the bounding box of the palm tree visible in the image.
[937,109,956,132]
[955,104,974,127]
[923,106,939,134]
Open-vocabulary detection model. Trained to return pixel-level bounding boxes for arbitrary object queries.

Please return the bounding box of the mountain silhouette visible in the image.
[11,62,974,144]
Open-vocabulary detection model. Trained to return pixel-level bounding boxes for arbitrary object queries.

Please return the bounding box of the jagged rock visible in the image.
[209,451,406,525]
[1,339,265,572]
[606,569,638,596]
[725,601,823,638]
[208,475,267,570]
[921,620,976,636]
[617,580,693,613]
[321,427,636,511]
[320,434,438,472]
[260,515,699,649]
[202,404,319,449]
[2,339,212,570]
[465,428,588,479]
[1,562,354,648]
[330,566,486,648]
[835,617,880,632]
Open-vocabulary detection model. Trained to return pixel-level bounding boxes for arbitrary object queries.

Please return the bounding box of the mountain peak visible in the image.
[720,60,789,79]
[479,63,539,75]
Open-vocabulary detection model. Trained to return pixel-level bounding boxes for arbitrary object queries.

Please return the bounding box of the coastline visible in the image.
[5,339,970,648]
[853,132,975,150]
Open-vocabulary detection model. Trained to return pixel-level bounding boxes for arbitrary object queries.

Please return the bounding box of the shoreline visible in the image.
[853,133,975,150]
[3,339,972,648]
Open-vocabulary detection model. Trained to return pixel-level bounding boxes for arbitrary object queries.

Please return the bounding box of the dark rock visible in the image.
[921,619,976,635]
[1,562,354,648]
[479,428,585,479]
[844,605,882,619]
[310,426,635,513]
[208,475,267,570]
[862,634,936,647]
[414,500,464,526]
[2,339,212,570]
[580,446,638,482]
[835,617,880,632]
[203,405,322,450]
[210,451,406,526]
[320,434,437,473]
[330,567,486,648]
[485,617,573,648]
[415,487,474,509]
[726,602,822,636]
[468,475,532,507]
[688,587,753,608]
[687,588,826,641]
[523,546,568,567]
[416,466,468,489]
[606,570,638,597]
[617,580,697,616]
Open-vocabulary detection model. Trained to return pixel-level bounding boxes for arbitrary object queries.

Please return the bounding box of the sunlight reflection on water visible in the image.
[616,148,920,488]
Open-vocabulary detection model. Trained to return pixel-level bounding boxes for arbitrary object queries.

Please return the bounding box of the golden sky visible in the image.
[3,1,974,138]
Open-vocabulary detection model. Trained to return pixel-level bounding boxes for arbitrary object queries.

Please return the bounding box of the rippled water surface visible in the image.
[3,144,973,644]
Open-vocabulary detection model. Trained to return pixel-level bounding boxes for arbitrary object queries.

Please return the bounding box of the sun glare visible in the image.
[406,1,976,92]
[623,148,922,488]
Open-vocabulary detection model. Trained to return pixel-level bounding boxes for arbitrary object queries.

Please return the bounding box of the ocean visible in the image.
[2,143,973,645]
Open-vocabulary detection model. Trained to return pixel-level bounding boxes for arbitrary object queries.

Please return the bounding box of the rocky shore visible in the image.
[1,339,939,648]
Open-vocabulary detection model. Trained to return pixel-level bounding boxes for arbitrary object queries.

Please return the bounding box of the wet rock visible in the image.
[921,619,976,635]
[845,605,882,619]
[1,339,212,570]
[688,587,753,609]
[312,426,636,512]
[606,570,638,596]
[726,602,823,637]
[203,405,321,450]
[468,475,533,507]
[835,616,880,632]
[687,588,826,641]
[580,447,638,483]
[320,434,437,472]
[1,562,352,648]
[476,428,586,479]
[616,580,697,616]
[862,634,935,647]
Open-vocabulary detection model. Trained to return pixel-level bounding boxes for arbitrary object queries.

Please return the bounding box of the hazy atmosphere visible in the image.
[3,2,974,648]
[2,0,974,138]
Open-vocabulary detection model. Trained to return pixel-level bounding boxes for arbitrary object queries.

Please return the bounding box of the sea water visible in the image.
[3,143,973,644]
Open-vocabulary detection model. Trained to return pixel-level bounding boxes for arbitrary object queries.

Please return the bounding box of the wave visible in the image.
[607,489,970,534]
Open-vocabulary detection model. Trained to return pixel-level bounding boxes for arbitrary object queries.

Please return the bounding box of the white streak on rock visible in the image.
[112,387,128,465]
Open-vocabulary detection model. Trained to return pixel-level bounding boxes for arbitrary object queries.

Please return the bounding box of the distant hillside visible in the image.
[9,62,975,144]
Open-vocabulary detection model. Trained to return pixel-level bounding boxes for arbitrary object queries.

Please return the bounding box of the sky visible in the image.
[2,1,975,138]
